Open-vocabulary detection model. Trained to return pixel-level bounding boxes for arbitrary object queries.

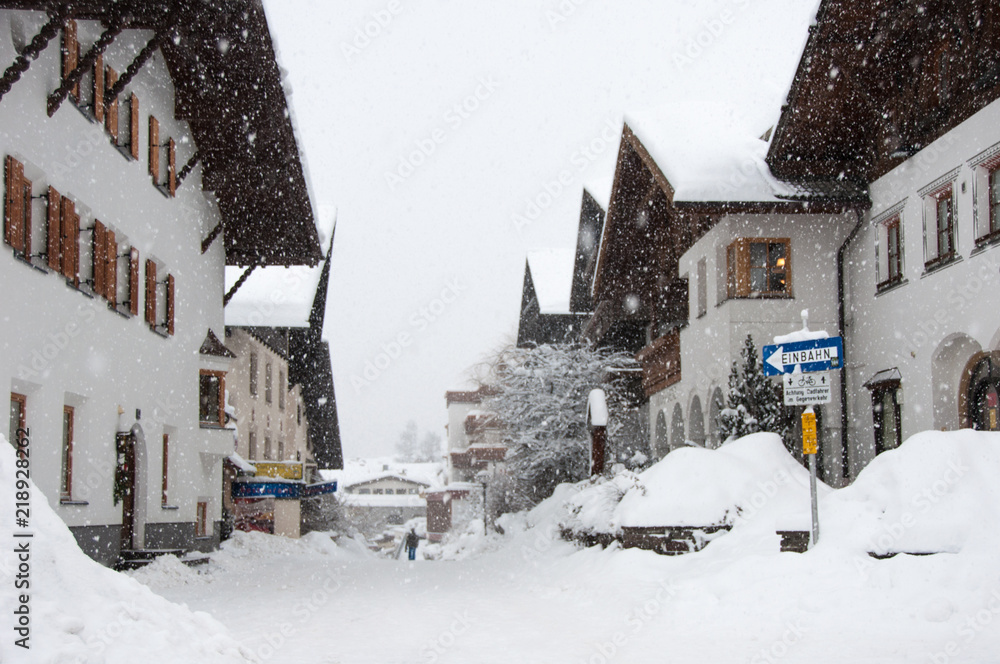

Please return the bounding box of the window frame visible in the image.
[265,362,273,404]
[195,501,208,538]
[198,370,226,428]
[924,183,957,269]
[9,393,26,458]
[249,352,258,397]
[875,209,906,293]
[278,369,286,411]
[61,405,74,500]
[161,433,169,506]
[725,237,791,299]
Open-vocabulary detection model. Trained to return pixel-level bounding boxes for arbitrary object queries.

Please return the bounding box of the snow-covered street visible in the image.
[131,521,1000,664]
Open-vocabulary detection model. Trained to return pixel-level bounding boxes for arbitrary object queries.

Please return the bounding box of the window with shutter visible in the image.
[47,186,61,271]
[92,220,106,296]
[4,156,32,256]
[149,116,160,184]
[105,229,117,305]
[725,238,790,299]
[168,138,177,197]
[128,247,139,316]
[145,258,156,327]
[166,274,175,335]
[62,20,80,105]
[60,198,79,287]
[92,52,104,122]
[105,66,118,142]
[129,93,139,161]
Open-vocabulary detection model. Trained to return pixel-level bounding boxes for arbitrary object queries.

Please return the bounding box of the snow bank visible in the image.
[0,437,256,664]
[821,429,1000,555]
[555,433,822,535]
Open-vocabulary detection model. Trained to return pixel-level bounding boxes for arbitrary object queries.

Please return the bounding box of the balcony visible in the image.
[636,328,681,397]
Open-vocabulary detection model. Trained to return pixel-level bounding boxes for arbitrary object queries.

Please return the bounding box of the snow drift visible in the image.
[0,436,256,664]
[557,433,825,536]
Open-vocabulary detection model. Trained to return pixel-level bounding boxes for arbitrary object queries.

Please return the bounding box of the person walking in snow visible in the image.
[405,528,420,560]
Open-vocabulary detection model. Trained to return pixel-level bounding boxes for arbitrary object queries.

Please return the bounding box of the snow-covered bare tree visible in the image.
[480,343,641,509]
[395,421,443,462]
[717,334,790,447]
[394,420,420,462]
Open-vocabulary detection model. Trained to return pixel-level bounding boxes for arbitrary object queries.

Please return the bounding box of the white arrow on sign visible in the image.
[767,347,786,374]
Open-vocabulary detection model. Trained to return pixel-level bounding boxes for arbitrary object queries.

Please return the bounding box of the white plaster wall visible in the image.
[648,211,854,481]
[1,12,228,543]
[843,96,1000,476]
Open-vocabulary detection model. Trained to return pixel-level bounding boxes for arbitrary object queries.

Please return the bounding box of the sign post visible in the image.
[763,332,844,550]
[802,408,819,547]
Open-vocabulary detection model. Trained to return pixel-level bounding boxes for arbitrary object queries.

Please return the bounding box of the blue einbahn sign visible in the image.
[761,337,844,376]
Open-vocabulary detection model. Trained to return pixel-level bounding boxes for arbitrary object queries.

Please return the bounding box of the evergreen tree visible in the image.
[717,334,790,446]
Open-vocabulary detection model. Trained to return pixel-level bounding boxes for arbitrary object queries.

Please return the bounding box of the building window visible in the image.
[195,501,208,537]
[91,220,119,304]
[296,403,301,426]
[265,362,273,403]
[148,116,177,197]
[9,393,26,454]
[278,370,286,411]
[61,405,74,499]
[249,352,258,397]
[248,429,257,460]
[876,214,904,290]
[277,440,285,461]
[725,238,790,298]
[924,184,956,268]
[4,156,33,257]
[373,488,384,495]
[264,436,272,460]
[161,434,169,505]
[870,382,902,455]
[358,488,371,495]
[989,167,1000,240]
[696,257,707,318]
[199,370,225,427]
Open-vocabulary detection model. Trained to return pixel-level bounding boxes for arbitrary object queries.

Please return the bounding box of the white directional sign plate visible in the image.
[782,371,832,406]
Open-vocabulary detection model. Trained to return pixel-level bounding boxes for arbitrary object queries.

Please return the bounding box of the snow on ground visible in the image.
[121,429,1000,664]
[0,438,256,664]
[6,430,1000,663]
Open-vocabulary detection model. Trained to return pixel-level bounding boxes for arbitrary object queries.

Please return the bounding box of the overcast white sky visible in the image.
[260,0,819,459]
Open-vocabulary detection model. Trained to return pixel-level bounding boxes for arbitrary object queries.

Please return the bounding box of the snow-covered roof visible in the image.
[340,493,426,508]
[527,249,575,314]
[319,458,445,490]
[223,215,335,328]
[625,106,788,204]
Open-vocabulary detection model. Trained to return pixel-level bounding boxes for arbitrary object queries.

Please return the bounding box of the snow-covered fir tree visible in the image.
[480,343,640,509]
[717,334,790,447]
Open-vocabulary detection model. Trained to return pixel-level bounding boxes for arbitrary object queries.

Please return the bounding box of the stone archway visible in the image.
[931,333,981,431]
[688,395,705,447]
[960,351,1000,431]
[654,410,668,459]
[670,403,685,451]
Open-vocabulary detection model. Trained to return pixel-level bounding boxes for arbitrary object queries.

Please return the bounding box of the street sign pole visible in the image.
[802,407,819,547]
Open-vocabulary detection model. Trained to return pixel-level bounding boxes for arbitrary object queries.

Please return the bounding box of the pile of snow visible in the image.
[554,433,823,536]
[822,429,1000,555]
[0,437,256,663]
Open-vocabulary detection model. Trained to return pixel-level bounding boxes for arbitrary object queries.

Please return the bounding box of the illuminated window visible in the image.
[726,238,790,298]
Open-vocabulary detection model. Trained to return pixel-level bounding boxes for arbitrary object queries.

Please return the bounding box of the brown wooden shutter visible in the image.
[105,66,118,141]
[21,175,31,258]
[145,258,156,326]
[93,220,106,297]
[47,186,61,270]
[149,116,160,183]
[105,229,117,305]
[61,198,79,287]
[168,138,176,196]
[129,93,139,160]
[92,52,104,123]
[5,156,24,251]
[62,20,80,104]
[166,274,175,335]
[128,247,139,316]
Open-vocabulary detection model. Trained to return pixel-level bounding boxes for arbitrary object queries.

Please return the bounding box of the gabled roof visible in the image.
[767,0,1000,183]
[1,0,323,266]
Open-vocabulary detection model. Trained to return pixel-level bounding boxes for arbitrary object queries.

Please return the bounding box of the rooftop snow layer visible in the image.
[527,248,576,314]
